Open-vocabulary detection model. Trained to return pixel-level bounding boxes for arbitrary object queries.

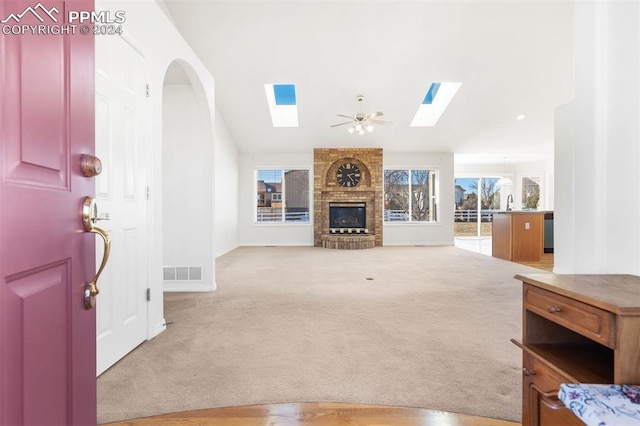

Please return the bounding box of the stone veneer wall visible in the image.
[313,148,383,247]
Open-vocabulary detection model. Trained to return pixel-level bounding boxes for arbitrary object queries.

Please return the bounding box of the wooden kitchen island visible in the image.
[492,211,551,262]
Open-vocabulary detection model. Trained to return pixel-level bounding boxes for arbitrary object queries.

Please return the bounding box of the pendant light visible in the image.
[498,157,513,186]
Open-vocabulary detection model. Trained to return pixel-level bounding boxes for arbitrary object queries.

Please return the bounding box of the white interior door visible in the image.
[95,33,150,375]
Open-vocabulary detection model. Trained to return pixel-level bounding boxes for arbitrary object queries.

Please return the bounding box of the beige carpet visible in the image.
[98,246,548,424]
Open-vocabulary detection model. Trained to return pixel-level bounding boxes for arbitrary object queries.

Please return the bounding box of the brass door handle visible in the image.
[82,196,111,310]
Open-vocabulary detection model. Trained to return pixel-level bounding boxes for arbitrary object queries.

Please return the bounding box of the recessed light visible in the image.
[516,113,527,121]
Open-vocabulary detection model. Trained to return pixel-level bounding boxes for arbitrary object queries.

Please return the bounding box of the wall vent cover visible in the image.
[163,266,203,281]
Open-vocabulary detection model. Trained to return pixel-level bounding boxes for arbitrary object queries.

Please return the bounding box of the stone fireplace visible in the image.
[314,148,383,249]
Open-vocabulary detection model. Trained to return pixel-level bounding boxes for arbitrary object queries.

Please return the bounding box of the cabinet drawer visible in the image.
[524,353,570,392]
[524,284,614,347]
[524,353,580,426]
[539,393,584,426]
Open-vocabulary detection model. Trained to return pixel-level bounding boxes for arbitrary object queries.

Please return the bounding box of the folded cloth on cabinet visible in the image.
[559,383,640,426]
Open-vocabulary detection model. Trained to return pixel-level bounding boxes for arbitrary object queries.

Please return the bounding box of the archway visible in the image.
[161,60,216,291]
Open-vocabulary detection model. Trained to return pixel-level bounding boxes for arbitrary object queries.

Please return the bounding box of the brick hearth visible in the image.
[320,234,376,250]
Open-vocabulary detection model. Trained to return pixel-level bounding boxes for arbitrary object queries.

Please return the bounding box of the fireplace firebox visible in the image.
[329,202,367,234]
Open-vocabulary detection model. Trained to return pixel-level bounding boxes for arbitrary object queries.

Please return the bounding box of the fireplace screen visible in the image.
[329,202,366,229]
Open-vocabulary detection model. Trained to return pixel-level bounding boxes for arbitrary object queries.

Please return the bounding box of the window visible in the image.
[454,177,500,237]
[256,169,309,223]
[384,169,439,222]
[521,176,541,209]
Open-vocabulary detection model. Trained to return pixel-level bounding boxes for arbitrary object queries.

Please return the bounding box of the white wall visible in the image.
[383,152,455,246]
[238,152,314,246]
[238,151,455,246]
[98,0,219,337]
[162,84,215,291]
[214,110,239,257]
[553,102,575,273]
[554,0,640,274]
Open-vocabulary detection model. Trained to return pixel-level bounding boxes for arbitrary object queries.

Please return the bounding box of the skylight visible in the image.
[422,82,441,104]
[410,82,462,127]
[273,84,296,105]
[264,83,298,127]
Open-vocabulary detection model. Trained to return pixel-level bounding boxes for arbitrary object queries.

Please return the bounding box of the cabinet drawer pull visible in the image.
[522,368,536,376]
[531,384,565,409]
[546,305,563,313]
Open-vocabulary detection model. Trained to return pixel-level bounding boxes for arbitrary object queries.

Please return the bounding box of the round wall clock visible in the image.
[336,163,361,187]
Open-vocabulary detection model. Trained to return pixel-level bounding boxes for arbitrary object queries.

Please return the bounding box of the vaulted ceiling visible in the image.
[162,1,574,164]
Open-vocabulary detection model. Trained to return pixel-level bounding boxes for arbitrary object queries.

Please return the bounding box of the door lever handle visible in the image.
[82,196,111,310]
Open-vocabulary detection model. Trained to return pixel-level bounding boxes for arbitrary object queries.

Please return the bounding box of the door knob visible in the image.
[80,154,102,177]
[82,196,111,310]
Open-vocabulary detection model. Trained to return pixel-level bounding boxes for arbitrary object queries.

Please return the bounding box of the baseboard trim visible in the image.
[240,243,314,247]
[150,319,166,340]
[163,281,217,292]
[382,241,455,246]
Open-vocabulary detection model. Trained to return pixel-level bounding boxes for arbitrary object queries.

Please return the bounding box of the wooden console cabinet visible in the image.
[512,274,640,426]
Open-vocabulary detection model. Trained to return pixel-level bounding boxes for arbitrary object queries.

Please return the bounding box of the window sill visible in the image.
[253,222,312,227]
[383,221,442,226]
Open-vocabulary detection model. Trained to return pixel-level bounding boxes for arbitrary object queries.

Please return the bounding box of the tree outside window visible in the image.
[522,176,541,209]
[454,177,500,237]
[384,169,438,222]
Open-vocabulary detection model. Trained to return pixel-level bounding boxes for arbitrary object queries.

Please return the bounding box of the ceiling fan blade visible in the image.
[368,119,393,126]
[330,121,354,128]
[366,111,384,119]
[336,114,354,120]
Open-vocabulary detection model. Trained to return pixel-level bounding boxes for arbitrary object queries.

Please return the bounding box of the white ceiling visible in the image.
[162,0,574,164]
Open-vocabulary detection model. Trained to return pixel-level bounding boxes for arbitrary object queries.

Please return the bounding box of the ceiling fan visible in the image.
[330,95,392,135]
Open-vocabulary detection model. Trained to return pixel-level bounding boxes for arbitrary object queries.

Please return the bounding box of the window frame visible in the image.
[520,174,542,210]
[383,167,440,224]
[453,175,502,237]
[254,168,311,225]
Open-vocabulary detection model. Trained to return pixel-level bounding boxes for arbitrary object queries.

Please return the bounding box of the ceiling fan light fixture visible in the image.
[330,95,393,134]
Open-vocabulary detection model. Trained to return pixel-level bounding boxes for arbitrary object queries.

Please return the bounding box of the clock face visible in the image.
[336,163,361,187]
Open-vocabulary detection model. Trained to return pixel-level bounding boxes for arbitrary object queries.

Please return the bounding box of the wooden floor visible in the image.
[105,403,521,426]
[516,252,554,272]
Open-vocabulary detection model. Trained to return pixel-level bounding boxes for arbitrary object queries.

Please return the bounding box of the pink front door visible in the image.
[0,0,96,424]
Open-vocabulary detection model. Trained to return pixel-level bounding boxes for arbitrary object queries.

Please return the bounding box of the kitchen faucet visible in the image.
[506,194,514,211]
